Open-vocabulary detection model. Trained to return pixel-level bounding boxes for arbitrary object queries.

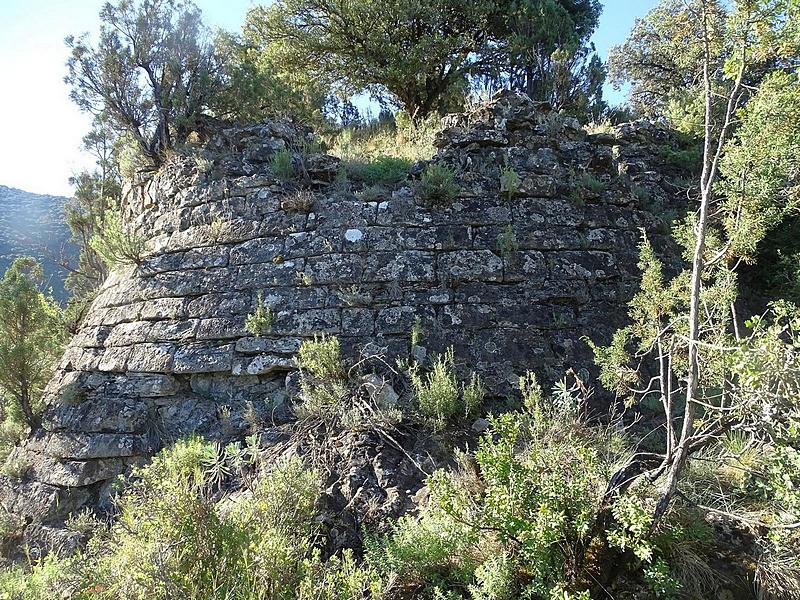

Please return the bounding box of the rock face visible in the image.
[1,91,683,545]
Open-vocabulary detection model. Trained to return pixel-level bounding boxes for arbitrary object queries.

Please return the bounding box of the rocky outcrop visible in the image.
[1,91,684,552]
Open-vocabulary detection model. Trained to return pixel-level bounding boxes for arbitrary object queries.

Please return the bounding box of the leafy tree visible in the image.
[213,30,331,125]
[592,0,800,528]
[485,0,605,118]
[608,0,799,125]
[65,0,222,166]
[0,258,64,430]
[63,118,122,329]
[246,0,500,121]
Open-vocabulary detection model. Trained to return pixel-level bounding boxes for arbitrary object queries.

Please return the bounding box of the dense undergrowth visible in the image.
[2,328,799,599]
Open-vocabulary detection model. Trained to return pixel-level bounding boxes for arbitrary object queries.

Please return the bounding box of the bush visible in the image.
[297,334,343,380]
[245,293,276,336]
[347,155,412,186]
[89,208,147,269]
[355,185,387,203]
[0,438,392,600]
[499,166,521,200]
[295,335,349,418]
[419,164,458,204]
[410,347,485,431]
[368,400,608,598]
[270,148,295,180]
[281,189,315,212]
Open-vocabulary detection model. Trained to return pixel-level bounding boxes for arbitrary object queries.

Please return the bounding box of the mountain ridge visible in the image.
[0,184,75,301]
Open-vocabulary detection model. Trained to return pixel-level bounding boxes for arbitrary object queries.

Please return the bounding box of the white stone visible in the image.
[344,228,364,242]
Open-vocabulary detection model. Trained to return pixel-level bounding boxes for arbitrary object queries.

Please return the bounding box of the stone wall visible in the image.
[0,92,682,543]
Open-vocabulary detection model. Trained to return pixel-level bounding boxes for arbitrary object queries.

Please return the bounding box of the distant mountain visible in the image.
[0,185,76,302]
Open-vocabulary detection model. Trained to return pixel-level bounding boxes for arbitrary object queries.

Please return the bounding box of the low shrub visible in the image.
[281,189,315,213]
[270,148,295,181]
[295,335,349,418]
[410,347,485,431]
[419,164,458,204]
[347,156,412,186]
[368,393,611,598]
[245,293,276,336]
[89,208,147,269]
[499,166,521,200]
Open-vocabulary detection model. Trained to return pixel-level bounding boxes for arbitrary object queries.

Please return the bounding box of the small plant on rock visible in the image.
[496,224,519,262]
[89,208,147,268]
[296,335,350,418]
[419,164,458,204]
[356,184,386,203]
[245,293,275,336]
[499,166,521,200]
[280,189,315,213]
[411,347,484,431]
[270,148,294,181]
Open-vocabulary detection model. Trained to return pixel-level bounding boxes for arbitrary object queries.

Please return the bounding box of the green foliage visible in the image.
[410,347,484,431]
[297,335,343,381]
[606,494,655,562]
[419,164,458,204]
[1,437,392,599]
[657,143,702,173]
[89,208,147,269]
[346,156,412,186]
[245,293,276,336]
[0,258,64,431]
[717,71,800,263]
[355,185,385,203]
[370,397,609,598]
[575,172,604,195]
[495,225,519,261]
[248,0,481,120]
[295,335,349,418]
[329,113,439,164]
[643,559,681,599]
[65,0,223,165]
[270,148,295,181]
[214,29,329,125]
[499,166,521,200]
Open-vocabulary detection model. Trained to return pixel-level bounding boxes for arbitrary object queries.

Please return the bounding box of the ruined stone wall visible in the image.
[0,92,681,540]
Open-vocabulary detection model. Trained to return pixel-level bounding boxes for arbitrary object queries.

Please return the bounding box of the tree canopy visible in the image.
[248,0,605,121]
[0,258,64,429]
[65,0,221,165]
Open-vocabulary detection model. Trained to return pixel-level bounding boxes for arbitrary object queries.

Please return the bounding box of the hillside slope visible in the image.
[0,185,75,301]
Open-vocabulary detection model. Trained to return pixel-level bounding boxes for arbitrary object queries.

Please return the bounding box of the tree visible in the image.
[484,0,605,117]
[0,259,65,430]
[65,0,222,166]
[214,29,331,125]
[608,0,798,124]
[592,0,800,528]
[63,119,122,325]
[246,0,500,121]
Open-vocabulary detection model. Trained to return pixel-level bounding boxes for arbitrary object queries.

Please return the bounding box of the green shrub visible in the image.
[245,293,276,336]
[89,208,147,269]
[495,225,519,261]
[369,404,607,598]
[657,143,702,173]
[419,164,458,204]
[347,155,412,186]
[410,347,484,431]
[576,172,604,195]
[355,184,387,203]
[499,166,521,200]
[295,335,349,418]
[297,334,343,380]
[270,148,295,180]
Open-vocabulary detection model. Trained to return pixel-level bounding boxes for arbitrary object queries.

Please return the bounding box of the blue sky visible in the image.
[0,0,658,196]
